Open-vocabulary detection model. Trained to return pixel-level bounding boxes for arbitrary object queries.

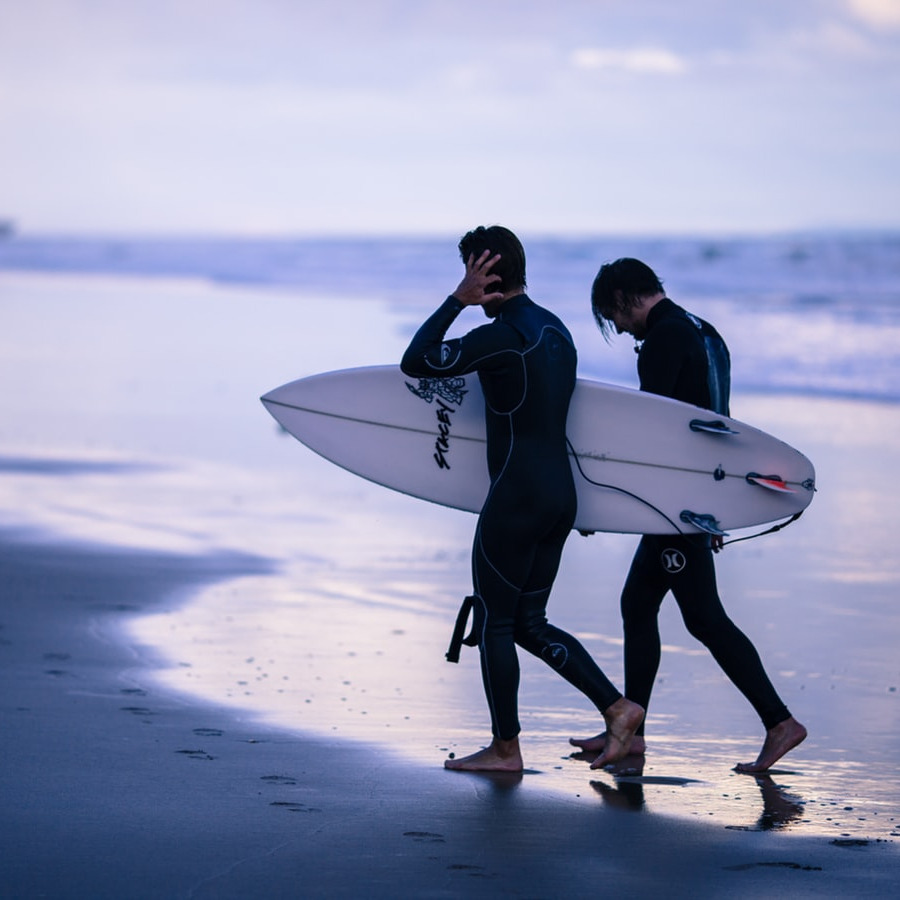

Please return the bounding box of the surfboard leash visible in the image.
[566,438,686,535]
[719,511,804,547]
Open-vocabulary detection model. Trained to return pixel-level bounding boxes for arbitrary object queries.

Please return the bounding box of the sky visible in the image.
[1,0,899,236]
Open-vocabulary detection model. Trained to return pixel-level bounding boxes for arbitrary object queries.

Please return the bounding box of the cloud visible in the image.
[847,0,900,29]
[570,47,687,75]
[2,0,898,234]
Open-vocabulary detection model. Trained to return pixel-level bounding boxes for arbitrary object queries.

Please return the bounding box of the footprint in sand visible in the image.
[261,775,299,786]
[446,863,488,877]
[270,801,322,813]
[176,749,216,761]
[724,861,822,872]
[120,706,157,721]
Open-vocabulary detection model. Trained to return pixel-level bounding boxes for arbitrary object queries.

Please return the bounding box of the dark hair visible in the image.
[458,225,526,294]
[591,257,664,339]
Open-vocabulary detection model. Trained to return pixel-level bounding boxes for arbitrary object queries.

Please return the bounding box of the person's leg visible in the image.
[671,536,789,726]
[471,520,527,740]
[570,537,666,754]
[669,536,806,771]
[620,537,669,736]
[515,585,624,701]
[515,523,643,767]
[444,514,530,771]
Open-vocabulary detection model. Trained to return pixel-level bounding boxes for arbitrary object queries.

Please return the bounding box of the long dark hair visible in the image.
[591,257,663,339]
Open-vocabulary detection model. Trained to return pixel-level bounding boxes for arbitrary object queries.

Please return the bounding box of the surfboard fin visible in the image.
[680,510,729,536]
[746,473,796,493]
[690,419,739,435]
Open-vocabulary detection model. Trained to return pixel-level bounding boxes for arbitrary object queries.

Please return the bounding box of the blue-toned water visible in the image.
[2,232,899,402]
[3,233,900,841]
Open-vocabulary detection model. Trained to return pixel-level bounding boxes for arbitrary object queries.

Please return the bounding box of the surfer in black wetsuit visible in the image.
[401,227,643,772]
[570,257,807,773]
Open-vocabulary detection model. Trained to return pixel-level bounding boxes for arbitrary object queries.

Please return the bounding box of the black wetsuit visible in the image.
[401,294,621,740]
[623,298,790,735]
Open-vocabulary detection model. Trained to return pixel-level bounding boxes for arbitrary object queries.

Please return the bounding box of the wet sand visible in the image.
[1,271,899,895]
[2,529,898,898]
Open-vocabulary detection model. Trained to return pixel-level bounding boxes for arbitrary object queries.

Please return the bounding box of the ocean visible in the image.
[3,231,899,402]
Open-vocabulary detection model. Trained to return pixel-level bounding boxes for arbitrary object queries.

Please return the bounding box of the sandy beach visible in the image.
[2,528,897,898]
[2,271,899,896]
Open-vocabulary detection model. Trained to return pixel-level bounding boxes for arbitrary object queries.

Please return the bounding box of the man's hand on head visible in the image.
[452,250,504,307]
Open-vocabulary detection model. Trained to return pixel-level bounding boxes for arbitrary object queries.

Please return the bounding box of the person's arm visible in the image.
[400,250,507,377]
[400,295,466,376]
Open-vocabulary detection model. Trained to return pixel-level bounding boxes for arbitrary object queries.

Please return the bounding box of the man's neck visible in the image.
[484,288,525,318]
[632,292,665,335]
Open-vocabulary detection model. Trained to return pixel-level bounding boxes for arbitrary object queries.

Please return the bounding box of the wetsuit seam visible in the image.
[504,325,572,416]
[477,417,521,592]
[472,581,508,737]
[476,525,520,591]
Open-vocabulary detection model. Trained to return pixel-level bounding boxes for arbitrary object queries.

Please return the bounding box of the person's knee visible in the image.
[682,609,730,646]
[683,619,713,645]
[514,615,546,648]
[515,619,570,670]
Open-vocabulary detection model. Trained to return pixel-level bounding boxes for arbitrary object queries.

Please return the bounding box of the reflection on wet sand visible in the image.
[573,746,805,832]
[732,773,806,831]
[441,769,526,794]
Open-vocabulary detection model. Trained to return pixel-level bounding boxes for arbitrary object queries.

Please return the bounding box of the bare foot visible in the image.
[605,752,646,778]
[444,736,523,772]
[569,731,646,755]
[733,717,807,773]
[591,698,645,769]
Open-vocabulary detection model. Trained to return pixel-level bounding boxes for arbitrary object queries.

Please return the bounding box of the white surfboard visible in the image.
[260,366,816,535]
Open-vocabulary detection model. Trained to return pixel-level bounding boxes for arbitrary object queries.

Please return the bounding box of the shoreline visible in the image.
[2,267,899,894]
[1,527,898,898]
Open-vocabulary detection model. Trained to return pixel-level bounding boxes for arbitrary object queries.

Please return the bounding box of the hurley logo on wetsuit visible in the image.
[661,548,687,573]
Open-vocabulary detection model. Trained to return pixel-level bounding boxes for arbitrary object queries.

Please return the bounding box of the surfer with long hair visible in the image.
[571,257,807,773]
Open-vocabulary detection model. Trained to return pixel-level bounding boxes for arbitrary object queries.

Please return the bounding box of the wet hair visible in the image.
[591,257,664,339]
[458,225,526,294]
